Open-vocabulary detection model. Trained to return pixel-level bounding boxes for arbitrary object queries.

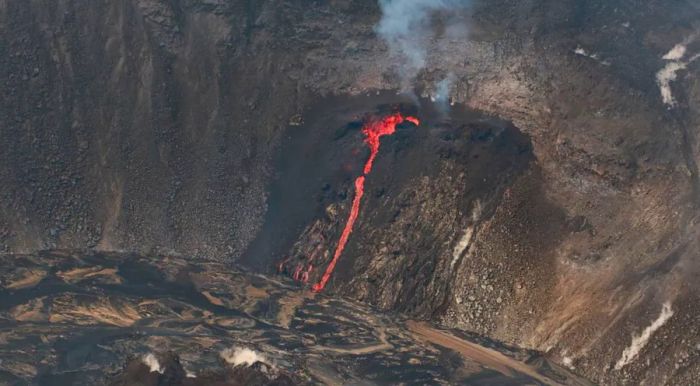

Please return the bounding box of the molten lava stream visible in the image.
[312,113,419,293]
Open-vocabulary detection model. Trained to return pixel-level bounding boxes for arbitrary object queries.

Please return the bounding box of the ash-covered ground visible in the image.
[1,0,700,384]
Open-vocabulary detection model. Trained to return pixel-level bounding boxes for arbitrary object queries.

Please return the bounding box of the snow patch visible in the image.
[142,353,164,374]
[220,347,268,367]
[615,302,674,370]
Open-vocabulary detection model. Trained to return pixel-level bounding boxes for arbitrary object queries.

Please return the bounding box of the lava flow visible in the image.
[311,113,420,293]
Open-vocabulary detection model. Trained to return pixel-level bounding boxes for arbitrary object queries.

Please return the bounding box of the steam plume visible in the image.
[142,353,164,374]
[432,73,456,113]
[614,302,674,370]
[220,346,268,367]
[377,0,470,92]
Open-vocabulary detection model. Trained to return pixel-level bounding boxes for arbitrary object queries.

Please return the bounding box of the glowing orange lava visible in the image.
[312,113,419,292]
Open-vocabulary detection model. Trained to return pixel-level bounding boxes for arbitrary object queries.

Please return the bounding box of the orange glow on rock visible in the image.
[312,113,419,292]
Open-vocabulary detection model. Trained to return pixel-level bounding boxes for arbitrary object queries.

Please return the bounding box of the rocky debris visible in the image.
[0,0,282,258]
[269,101,532,312]
[1,1,700,385]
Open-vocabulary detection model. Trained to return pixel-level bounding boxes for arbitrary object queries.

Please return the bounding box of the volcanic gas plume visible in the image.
[311,113,420,292]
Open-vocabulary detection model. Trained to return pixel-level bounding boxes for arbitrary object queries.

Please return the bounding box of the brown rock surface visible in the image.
[1,1,699,384]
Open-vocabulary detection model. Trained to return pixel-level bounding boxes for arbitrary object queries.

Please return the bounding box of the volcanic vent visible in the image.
[309,112,420,292]
[243,93,534,302]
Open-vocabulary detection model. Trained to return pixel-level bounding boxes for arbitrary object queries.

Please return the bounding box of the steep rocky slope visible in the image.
[1,0,699,384]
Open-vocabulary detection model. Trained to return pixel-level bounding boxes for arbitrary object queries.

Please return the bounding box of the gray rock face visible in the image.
[1,1,699,384]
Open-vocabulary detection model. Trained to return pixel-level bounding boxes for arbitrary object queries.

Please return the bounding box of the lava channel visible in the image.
[311,113,420,293]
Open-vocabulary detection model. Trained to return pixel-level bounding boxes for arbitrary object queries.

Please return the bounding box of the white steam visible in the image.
[430,73,456,114]
[220,346,268,367]
[615,302,674,370]
[657,61,689,107]
[657,37,699,107]
[573,45,610,66]
[663,43,687,61]
[142,353,164,374]
[376,0,470,93]
[450,201,481,269]
[574,46,594,58]
[433,76,452,102]
[451,225,473,269]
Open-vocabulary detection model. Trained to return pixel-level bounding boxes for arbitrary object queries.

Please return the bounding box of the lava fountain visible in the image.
[311,113,420,292]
